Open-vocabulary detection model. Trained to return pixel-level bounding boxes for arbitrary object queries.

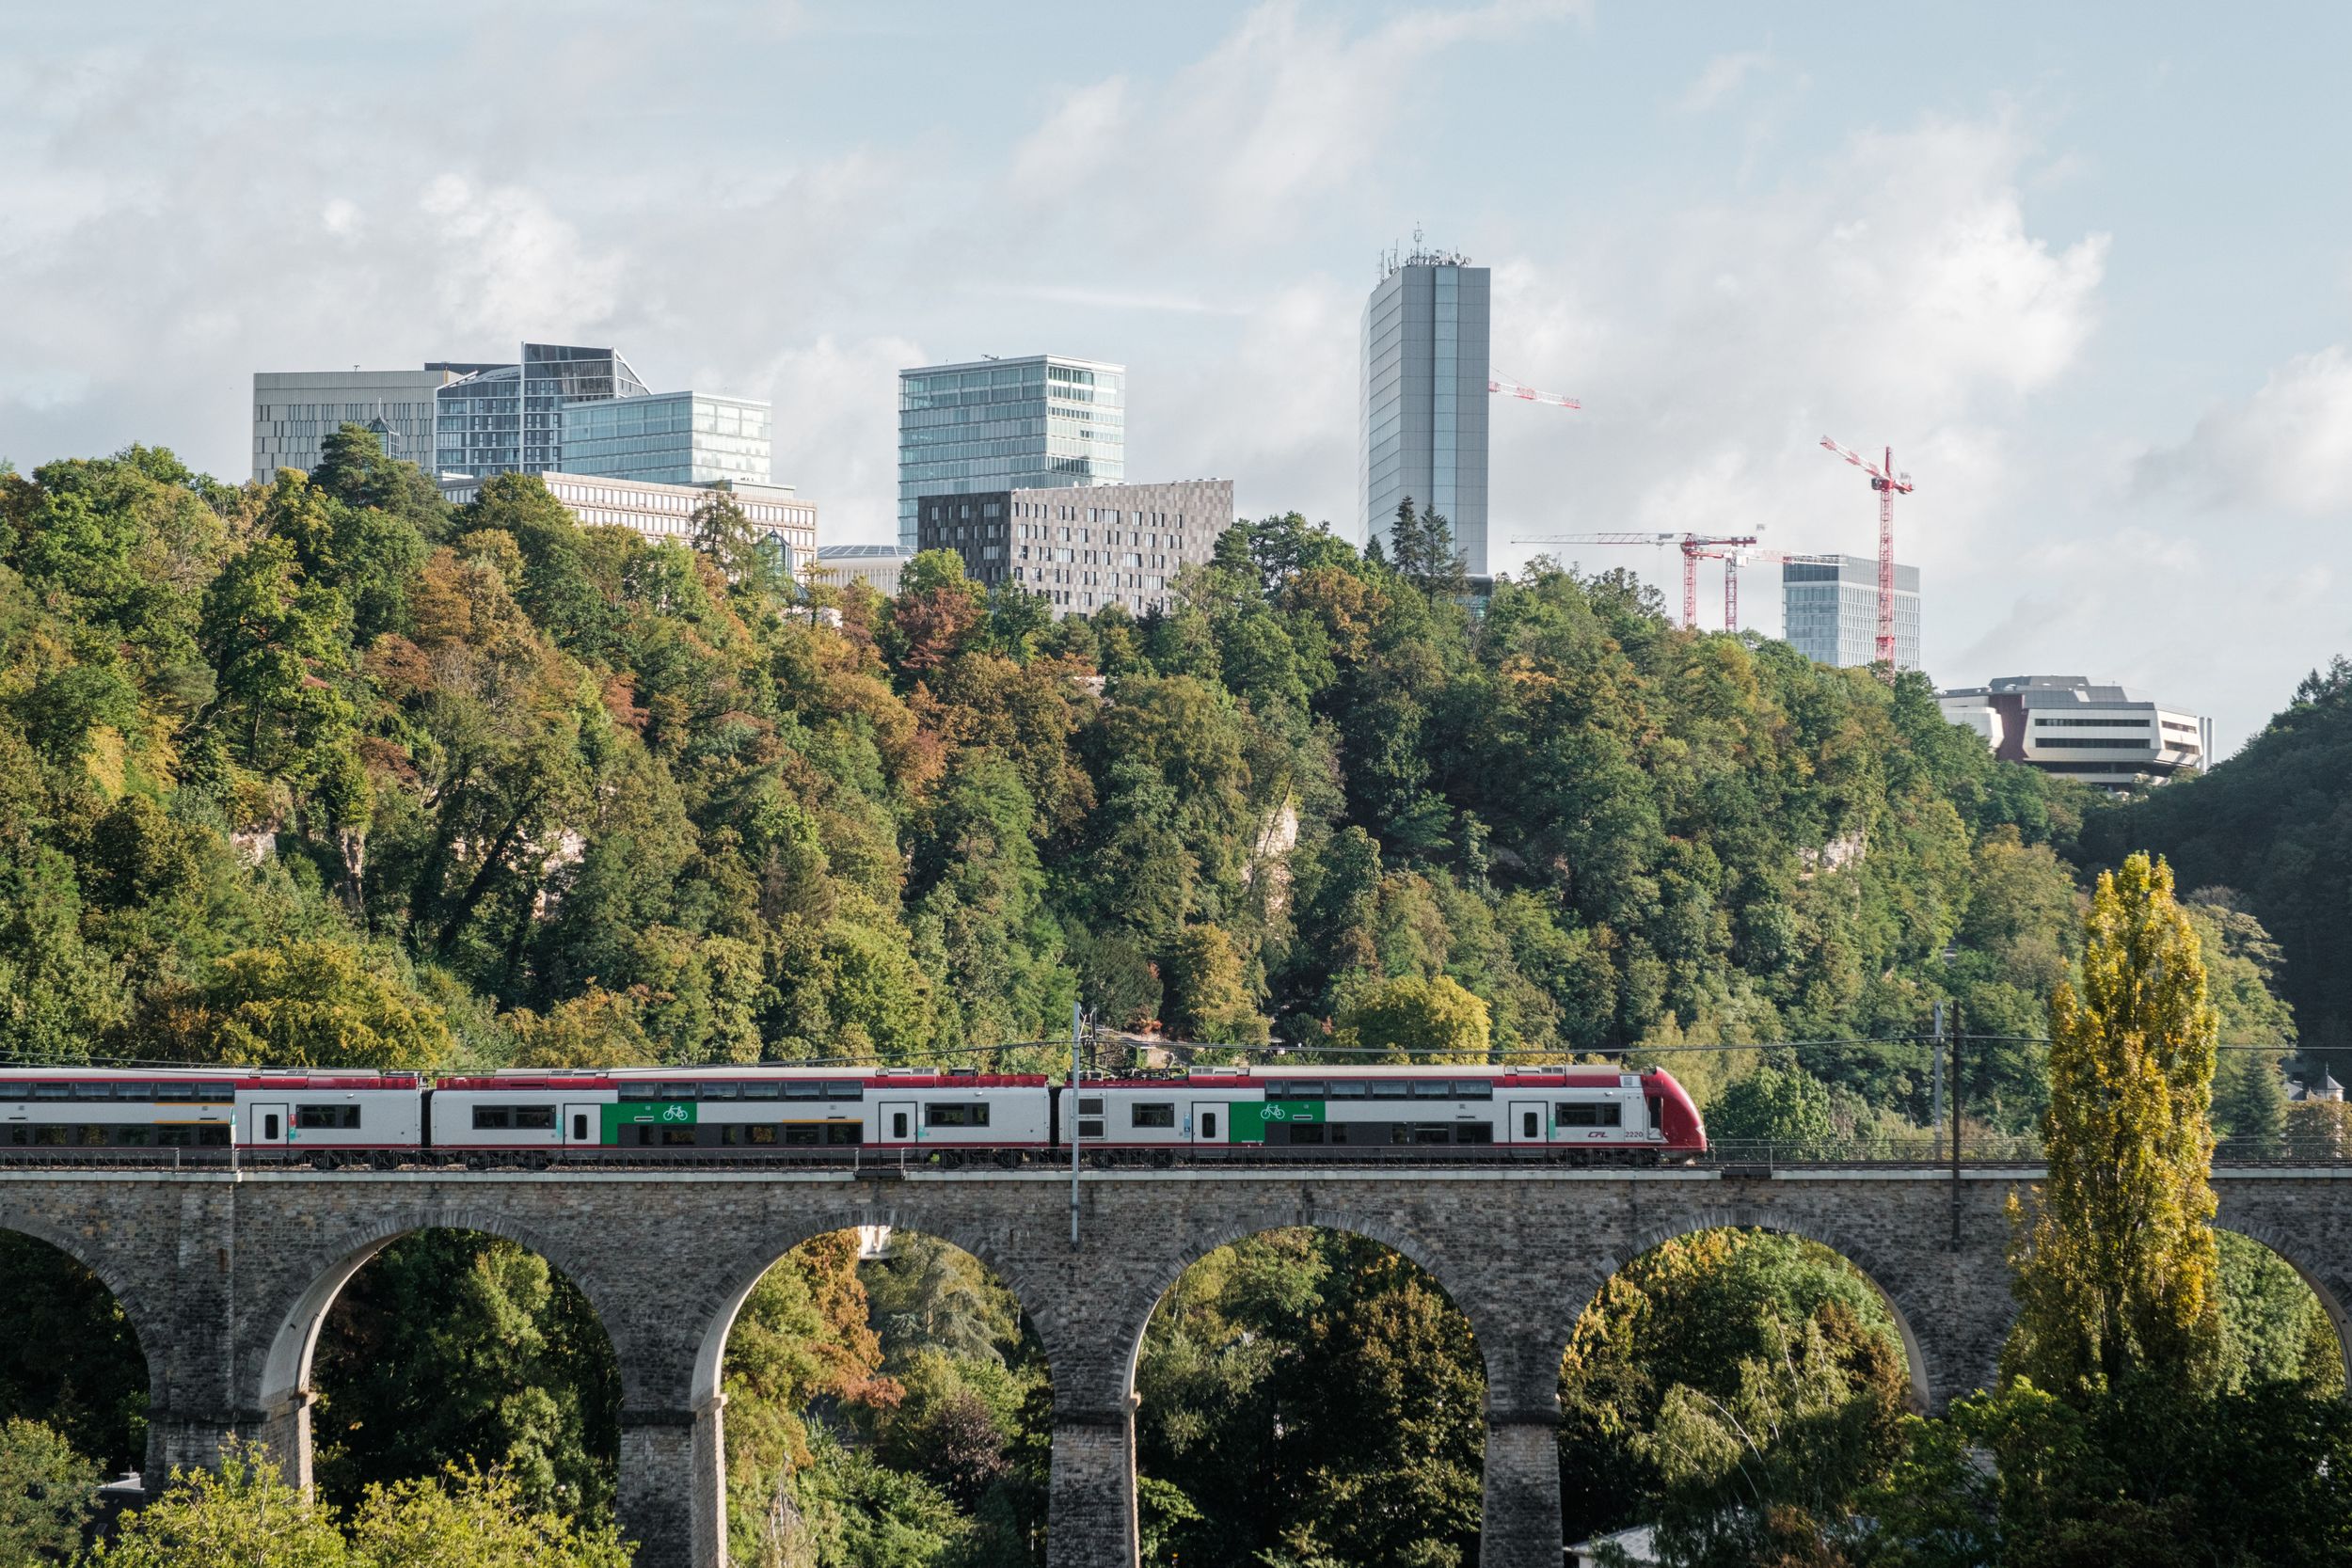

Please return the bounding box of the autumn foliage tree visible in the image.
[2005,851,2225,1396]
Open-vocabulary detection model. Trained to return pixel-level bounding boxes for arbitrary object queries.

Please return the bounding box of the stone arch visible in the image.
[1112,1208,1470,1403]
[688,1203,1056,1414]
[251,1205,622,1491]
[2213,1223,2352,1389]
[0,1212,162,1475]
[1585,1206,1937,1413]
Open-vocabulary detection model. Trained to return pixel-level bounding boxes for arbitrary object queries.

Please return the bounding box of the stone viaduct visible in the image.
[4,1164,2348,1568]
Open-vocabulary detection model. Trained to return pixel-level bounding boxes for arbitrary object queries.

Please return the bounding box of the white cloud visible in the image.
[1676,50,1771,114]
[2135,345,2352,515]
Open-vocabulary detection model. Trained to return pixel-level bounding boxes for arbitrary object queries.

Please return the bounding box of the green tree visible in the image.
[1337,974,1490,1063]
[2005,852,2225,1397]
[344,1465,635,1568]
[141,941,456,1070]
[82,1443,347,1568]
[0,1418,96,1565]
[1163,923,1267,1046]
[1706,1062,1839,1156]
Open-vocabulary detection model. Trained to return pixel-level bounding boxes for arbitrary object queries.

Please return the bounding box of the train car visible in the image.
[0,1068,424,1156]
[427,1066,1053,1159]
[1059,1065,1706,1162]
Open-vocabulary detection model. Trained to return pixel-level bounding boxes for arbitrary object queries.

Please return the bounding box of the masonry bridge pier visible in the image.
[6,1165,2348,1568]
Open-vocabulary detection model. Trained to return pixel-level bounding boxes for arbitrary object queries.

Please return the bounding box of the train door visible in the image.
[562,1102,600,1148]
[880,1101,915,1147]
[1190,1102,1223,1146]
[248,1101,289,1147]
[1508,1101,1548,1146]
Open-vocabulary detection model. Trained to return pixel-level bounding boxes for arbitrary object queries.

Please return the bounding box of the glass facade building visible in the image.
[1782,555,1922,671]
[559,392,772,486]
[1360,250,1491,576]
[252,369,461,483]
[898,355,1124,552]
[433,343,654,480]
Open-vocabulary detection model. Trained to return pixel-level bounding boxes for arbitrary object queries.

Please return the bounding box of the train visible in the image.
[0,1063,1708,1166]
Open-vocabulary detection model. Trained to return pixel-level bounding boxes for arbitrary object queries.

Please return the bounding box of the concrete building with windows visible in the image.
[251,368,466,483]
[898,355,1124,552]
[814,545,911,598]
[1782,554,1922,671]
[437,472,815,568]
[1360,245,1491,577]
[1936,675,2210,787]
[915,478,1232,618]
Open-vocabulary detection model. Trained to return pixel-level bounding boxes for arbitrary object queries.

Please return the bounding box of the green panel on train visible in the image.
[1228,1101,1323,1142]
[601,1102,697,1143]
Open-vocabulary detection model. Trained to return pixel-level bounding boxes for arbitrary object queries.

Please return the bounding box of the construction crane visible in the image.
[1819,436,1915,677]
[1511,531,1757,628]
[1707,546,1836,633]
[1488,374,1581,410]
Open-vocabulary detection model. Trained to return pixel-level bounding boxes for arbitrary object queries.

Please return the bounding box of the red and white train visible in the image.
[0,1064,1706,1164]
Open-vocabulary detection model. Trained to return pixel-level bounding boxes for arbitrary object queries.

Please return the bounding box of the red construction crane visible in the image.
[1512,531,1756,628]
[1706,546,1836,633]
[1819,436,1914,677]
[1488,374,1581,410]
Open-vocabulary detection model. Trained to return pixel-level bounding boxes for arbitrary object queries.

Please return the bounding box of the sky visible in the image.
[5,0,2350,753]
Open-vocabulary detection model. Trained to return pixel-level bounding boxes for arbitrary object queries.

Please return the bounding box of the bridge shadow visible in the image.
[0,1225,151,1481]
[700,1226,1050,1567]
[1127,1225,1486,1568]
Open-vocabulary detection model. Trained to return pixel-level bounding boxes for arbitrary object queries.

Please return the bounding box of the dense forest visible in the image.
[0,433,2344,1565]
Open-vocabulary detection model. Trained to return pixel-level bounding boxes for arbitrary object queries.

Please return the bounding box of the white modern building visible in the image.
[252,368,466,483]
[437,472,815,567]
[1783,555,1922,672]
[815,544,911,597]
[1936,675,2210,787]
[1360,244,1492,576]
[898,355,1125,552]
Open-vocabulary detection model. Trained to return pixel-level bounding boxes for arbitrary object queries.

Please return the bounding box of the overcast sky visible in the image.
[6,1,2348,752]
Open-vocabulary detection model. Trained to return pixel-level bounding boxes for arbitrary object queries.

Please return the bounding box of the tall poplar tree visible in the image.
[2006,852,2225,1395]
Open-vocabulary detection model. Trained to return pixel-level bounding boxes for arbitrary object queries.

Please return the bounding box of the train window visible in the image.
[198,1125,230,1148]
[72,1083,110,1099]
[891,1112,909,1139]
[34,1126,69,1145]
[1078,1098,1104,1116]
[572,1114,589,1141]
[1556,1101,1623,1127]
[704,1082,740,1101]
[1131,1103,1175,1128]
[1260,1080,1288,1098]
[925,1103,990,1128]
[1453,1081,1495,1100]
[1289,1124,1326,1145]
[1414,1125,1453,1145]
[472,1107,514,1130]
[1200,1112,1217,1140]
[1078,1120,1104,1139]
[1327,1081,1368,1099]
[154,1084,192,1101]
[824,1082,864,1101]
[784,1126,821,1146]
[745,1125,779,1145]
[1409,1081,1449,1098]
[514,1107,556,1130]
[1371,1081,1408,1100]
[661,1127,697,1146]
[7,1129,24,1145]
[827,1124,861,1146]
[742,1082,781,1100]
[1328,1123,1350,1144]
[786,1083,821,1100]
[1281,1082,1327,1099]
[118,1126,150,1147]
[1457,1124,1494,1145]
[296,1106,362,1130]
[198,1083,234,1101]
[33,1084,68,1100]
[114,1084,154,1099]
[658,1083,698,1100]
[262,1114,280,1141]
[1521,1111,1540,1138]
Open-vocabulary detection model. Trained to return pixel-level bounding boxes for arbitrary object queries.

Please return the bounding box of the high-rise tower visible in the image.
[1360,243,1491,576]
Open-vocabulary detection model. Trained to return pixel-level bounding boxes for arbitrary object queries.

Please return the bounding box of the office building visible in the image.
[898,355,1124,552]
[916,478,1232,617]
[558,391,772,487]
[435,343,657,480]
[815,545,912,598]
[252,369,462,483]
[437,472,815,566]
[1360,245,1491,576]
[1782,555,1922,671]
[1936,676,2209,788]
